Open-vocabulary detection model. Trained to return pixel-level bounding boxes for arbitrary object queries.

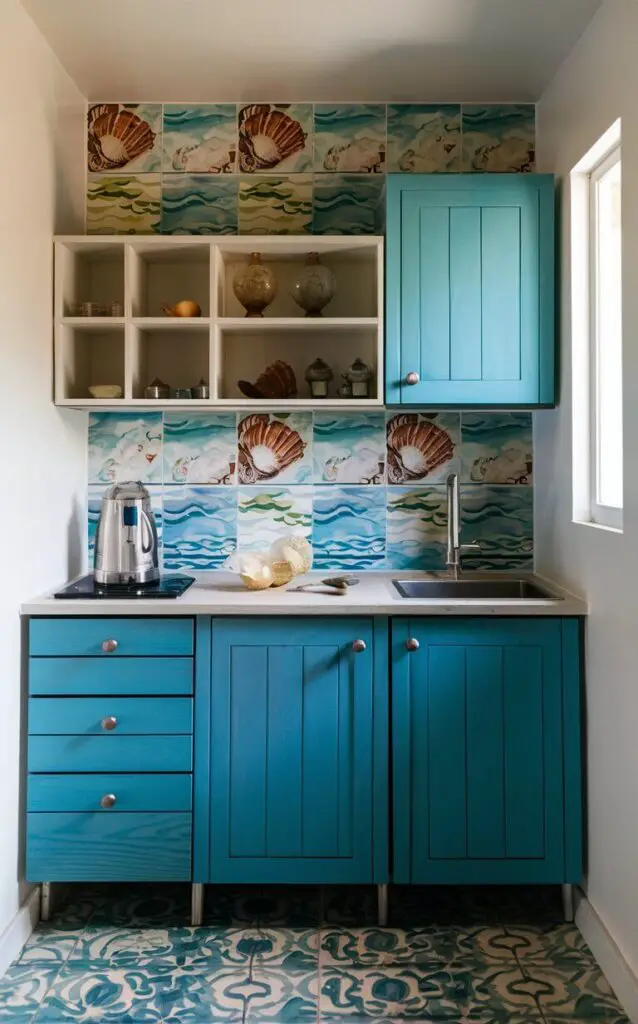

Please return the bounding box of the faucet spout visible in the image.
[446,471,479,578]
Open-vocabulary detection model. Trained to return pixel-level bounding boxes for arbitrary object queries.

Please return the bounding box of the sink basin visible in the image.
[392,579,562,600]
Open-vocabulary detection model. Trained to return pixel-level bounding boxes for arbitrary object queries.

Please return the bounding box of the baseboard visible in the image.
[0,887,40,977]
[576,888,638,1023]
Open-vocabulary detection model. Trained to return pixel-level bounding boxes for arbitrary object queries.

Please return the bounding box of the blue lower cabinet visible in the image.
[196,617,389,884]
[392,618,582,885]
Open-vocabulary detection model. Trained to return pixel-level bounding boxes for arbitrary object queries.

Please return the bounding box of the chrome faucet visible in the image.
[446,472,480,579]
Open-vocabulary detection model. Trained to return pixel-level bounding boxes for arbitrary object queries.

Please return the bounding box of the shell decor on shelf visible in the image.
[238,104,306,172]
[232,253,278,317]
[387,413,455,483]
[238,414,306,483]
[238,360,297,400]
[161,300,202,317]
[87,104,156,172]
[290,253,336,316]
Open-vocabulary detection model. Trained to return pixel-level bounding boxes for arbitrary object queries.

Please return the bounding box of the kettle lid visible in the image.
[103,480,150,501]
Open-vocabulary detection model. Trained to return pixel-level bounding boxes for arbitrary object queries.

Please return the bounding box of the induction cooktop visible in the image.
[54,574,195,599]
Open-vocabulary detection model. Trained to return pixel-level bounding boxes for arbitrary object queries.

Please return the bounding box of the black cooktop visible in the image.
[54,574,195,600]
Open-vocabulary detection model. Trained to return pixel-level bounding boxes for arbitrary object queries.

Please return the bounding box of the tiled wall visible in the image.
[87,411,533,572]
[86,102,535,234]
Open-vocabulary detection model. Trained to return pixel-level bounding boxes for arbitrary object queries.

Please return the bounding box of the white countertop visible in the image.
[21,571,588,617]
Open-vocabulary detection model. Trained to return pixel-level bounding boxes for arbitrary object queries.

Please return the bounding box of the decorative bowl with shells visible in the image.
[88,384,123,399]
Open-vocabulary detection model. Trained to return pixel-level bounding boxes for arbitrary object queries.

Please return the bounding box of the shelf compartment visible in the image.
[128,243,211,318]
[129,326,213,400]
[55,241,124,318]
[56,325,125,402]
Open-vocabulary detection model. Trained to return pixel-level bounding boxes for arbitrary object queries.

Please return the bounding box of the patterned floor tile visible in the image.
[514,962,627,1019]
[248,887,322,927]
[69,924,260,969]
[320,926,475,966]
[88,884,191,926]
[17,925,83,964]
[244,967,318,1019]
[466,961,543,1020]
[323,887,377,926]
[320,964,472,1019]
[471,924,595,966]
[0,964,59,1021]
[250,928,319,968]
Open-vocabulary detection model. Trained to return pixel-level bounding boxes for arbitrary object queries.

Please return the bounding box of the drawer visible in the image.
[28,774,192,812]
[28,697,193,736]
[28,735,192,773]
[29,618,194,657]
[26,812,191,881]
[29,658,193,696]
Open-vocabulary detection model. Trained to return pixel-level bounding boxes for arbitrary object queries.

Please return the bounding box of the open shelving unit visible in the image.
[54,236,384,409]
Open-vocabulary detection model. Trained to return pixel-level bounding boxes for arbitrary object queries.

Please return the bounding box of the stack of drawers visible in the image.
[27,617,195,882]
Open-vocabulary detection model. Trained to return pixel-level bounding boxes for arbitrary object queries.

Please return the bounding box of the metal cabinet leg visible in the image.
[41,883,52,922]
[562,883,575,923]
[191,883,204,926]
[377,884,388,927]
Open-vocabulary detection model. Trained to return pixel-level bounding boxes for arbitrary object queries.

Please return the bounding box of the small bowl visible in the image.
[88,384,123,399]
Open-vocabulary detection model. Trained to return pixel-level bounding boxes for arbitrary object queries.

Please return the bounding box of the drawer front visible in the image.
[28,774,192,812]
[26,812,191,881]
[30,618,194,657]
[28,735,192,773]
[28,697,193,736]
[29,658,193,696]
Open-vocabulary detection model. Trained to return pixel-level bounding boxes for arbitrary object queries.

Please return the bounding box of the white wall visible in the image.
[0,0,86,949]
[536,0,638,983]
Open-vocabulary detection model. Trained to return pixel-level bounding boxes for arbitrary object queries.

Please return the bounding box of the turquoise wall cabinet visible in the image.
[386,174,555,406]
[194,617,389,885]
[392,618,582,885]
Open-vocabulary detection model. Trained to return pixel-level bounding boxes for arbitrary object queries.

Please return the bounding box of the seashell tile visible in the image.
[238,174,313,234]
[87,173,161,234]
[162,103,237,173]
[238,103,313,173]
[314,104,386,173]
[164,413,237,485]
[87,103,162,174]
[460,484,534,571]
[312,486,386,570]
[313,412,385,484]
[237,487,312,553]
[462,104,536,172]
[386,486,448,571]
[387,103,461,173]
[462,412,533,485]
[161,173,238,234]
[163,486,237,570]
[88,412,163,484]
[312,173,385,235]
[238,412,312,484]
[386,411,460,485]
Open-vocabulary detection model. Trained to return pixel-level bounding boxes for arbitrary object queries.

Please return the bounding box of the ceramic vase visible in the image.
[290,253,336,316]
[233,253,278,317]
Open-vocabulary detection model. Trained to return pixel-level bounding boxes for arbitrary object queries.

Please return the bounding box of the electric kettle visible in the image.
[94,481,159,585]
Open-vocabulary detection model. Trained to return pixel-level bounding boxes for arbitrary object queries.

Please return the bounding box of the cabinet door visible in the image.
[204,617,386,884]
[393,618,565,883]
[386,174,555,406]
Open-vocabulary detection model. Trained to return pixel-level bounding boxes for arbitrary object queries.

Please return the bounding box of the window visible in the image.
[571,120,623,530]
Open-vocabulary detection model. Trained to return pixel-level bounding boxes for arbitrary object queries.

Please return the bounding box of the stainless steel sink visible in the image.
[392,579,562,600]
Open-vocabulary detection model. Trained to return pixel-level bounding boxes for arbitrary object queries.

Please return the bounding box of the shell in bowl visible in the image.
[161,300,202,317]
[88,384,123,399]
[87,104,156,172]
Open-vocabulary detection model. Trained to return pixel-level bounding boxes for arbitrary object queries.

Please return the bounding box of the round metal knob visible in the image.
[100,793,116,809]
[101,716,117,731]
[352,639,366,653]
[406,637,420,652]
[101,639,118,653]
[405,371,420,386]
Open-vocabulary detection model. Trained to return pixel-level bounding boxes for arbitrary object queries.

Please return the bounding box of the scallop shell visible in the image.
[238,104,306,172]
[238,360,297,400]
[238,414,306,484]
[87,104,156,172]
[387,414,455,483]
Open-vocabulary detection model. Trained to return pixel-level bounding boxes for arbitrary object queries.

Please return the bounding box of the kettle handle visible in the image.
[141,510,155,554]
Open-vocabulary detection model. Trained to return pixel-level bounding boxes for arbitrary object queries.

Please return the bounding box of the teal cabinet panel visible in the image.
[30,617,194,657]
[204,617,388,884]
[28,734,192,774]
[26,812,191,881]
[28,774,192,812]
[28,697,193,736]
[392,618,581,885]
[386,174,555,407]
[29,658,194,695]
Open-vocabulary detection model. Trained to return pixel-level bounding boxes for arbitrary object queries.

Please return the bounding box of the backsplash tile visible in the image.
[85,102,535,234]
[84,411,534,573]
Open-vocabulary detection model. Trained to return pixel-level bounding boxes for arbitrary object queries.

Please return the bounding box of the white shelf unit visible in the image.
[54,236,384,409]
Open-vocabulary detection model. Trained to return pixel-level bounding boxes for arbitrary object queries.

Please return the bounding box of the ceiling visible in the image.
[21,0,602,102]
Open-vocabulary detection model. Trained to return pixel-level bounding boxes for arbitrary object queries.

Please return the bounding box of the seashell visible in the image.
[238,104,306,172]
[238,360,297,400]
[161,300,202,317]
[87,104,156,172]
[270,560,295,587]
[269,536,312,575]
[387,414,455,484]
[238,414,306,484]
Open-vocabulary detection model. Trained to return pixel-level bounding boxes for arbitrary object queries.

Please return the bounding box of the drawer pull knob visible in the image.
[406,637,420,651]
[100,793,116,809]
[101,639,118,653]
[101,716,117,731]
[352,639,366,653]
[405,371,420,386]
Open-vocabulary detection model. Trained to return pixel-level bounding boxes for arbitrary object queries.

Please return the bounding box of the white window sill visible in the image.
[572,518,623,535]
